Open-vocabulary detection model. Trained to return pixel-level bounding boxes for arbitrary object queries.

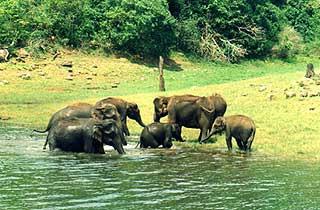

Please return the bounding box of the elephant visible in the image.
[138,122,183,148]
[33,102,126,149]
[95,97,146,136]
[47,118,125,154]
[167,93,227,142]
[153,94,200,122]
[200,115,256,152]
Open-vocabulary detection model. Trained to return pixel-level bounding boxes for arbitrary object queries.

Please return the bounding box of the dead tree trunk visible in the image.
[305,63,315,78]
[159,56,165,91]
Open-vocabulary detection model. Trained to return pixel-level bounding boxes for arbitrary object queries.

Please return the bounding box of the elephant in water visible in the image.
[95,97,146,136]
[33,102,126,149]
[48,118,125,154]
[138,122,183,148]
[166,93,227,142]
[201,115,256,152]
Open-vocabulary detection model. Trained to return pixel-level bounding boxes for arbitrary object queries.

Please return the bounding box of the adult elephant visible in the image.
[153,94,200,122]
[48,118,125,154]
[95,97,146,136]
[34,102,126,149]
[167,93,227,142]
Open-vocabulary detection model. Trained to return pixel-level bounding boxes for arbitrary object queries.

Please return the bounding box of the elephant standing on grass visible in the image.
[153,94,200,122]
[33,102,126,149]
[95,97,146,136]
[48,118,125,154]
[201,115,256,152]
[139,122,183,149]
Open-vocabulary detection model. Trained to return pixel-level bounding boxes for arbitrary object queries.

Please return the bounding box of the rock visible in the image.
[300,91,308,97]
[111,84,118,88]
[114,81,120,85]
[259,85,267,92]
[308,91,318,97]
[285,91,296,99]
[309,107,316,111]
[18,72,31,80]
[0,116,11,120]
[0,67,4,71]
[91,72,97,76]
[268,94,275,101]
[241,93,248,97]
[92,65,98,68]
[31,64,38,70]
[86,76,93,80]
[315,80,320,86]
[16,57,25,63]
[66,74,73,80]
[38,71,46,76]
[61,61,73,68]
[18,48,29,58]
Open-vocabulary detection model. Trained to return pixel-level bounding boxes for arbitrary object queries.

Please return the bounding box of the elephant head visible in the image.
[126,102,146,127]
[153,96,169,122]
[93,103,127,146]
[200,116,226,143]
[93,119,125,154]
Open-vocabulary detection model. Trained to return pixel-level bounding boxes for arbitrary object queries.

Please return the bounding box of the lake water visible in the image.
[0,126,320,210]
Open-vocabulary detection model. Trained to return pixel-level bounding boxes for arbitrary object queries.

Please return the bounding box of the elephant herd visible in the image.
[34,94,256,155]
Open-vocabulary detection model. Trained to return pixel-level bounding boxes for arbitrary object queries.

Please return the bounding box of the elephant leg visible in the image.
[140,134,159,148]
[225,131,233,151]
[43,135,49,150]
[246,130,255,151]
[235,138,245,150]
[123,120,130,136]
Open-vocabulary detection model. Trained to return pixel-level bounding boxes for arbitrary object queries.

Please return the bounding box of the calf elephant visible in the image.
[201,115,256,152]
[33,102,126,149]
[153,94,200,122]
[48,118,125,154]
[167,93,227,142]
[95,97,146,136]
[139,122,183,148]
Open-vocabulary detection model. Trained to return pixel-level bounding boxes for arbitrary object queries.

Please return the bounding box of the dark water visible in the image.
[1,126,320,210]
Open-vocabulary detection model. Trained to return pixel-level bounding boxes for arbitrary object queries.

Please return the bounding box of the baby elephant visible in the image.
[201,115,256,151]
[139,122,183,149]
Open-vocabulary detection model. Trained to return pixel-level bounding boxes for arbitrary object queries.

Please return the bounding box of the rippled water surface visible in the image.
[1,126,320,210]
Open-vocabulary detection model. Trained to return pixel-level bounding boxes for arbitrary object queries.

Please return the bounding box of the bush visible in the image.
[272,26,303,59]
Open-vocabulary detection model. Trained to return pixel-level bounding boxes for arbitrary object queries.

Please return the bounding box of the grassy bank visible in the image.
[1,51,320,160]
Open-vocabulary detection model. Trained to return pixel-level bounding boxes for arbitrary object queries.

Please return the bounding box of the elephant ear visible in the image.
[153,97,160,105]
[214,117,226,129]
[93,125,103,143]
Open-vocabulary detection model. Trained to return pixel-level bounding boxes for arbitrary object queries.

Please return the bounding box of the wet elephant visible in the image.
[201,115,256,152]
[33,102,126,149]
[95,97,146,136]
[139,122,183,148]
[48,118,125,154]
[153,94,200,122]
[167,93,227,142]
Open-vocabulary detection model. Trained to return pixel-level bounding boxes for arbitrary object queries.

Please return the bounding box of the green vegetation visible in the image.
[0,0,319,60]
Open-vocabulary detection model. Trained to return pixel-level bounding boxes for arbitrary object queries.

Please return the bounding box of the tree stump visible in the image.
[159,56,165,91]
[305,63,315,78]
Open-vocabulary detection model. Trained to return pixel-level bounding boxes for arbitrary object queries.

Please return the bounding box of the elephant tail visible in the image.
[32,128,49,133]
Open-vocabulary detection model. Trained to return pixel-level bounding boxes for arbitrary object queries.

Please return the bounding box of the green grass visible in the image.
[1,51,320,161]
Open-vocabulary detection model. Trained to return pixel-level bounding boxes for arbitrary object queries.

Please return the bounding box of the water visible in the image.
[1,126,320,210]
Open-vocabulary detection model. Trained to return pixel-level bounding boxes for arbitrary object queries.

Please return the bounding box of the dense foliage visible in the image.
[0,0,319,60]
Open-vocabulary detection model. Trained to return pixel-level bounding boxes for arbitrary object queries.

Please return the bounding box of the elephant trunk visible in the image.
[113,136,126,154]
[136,116,146,127]
[153,112,160,122]
[200,129,216,144]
